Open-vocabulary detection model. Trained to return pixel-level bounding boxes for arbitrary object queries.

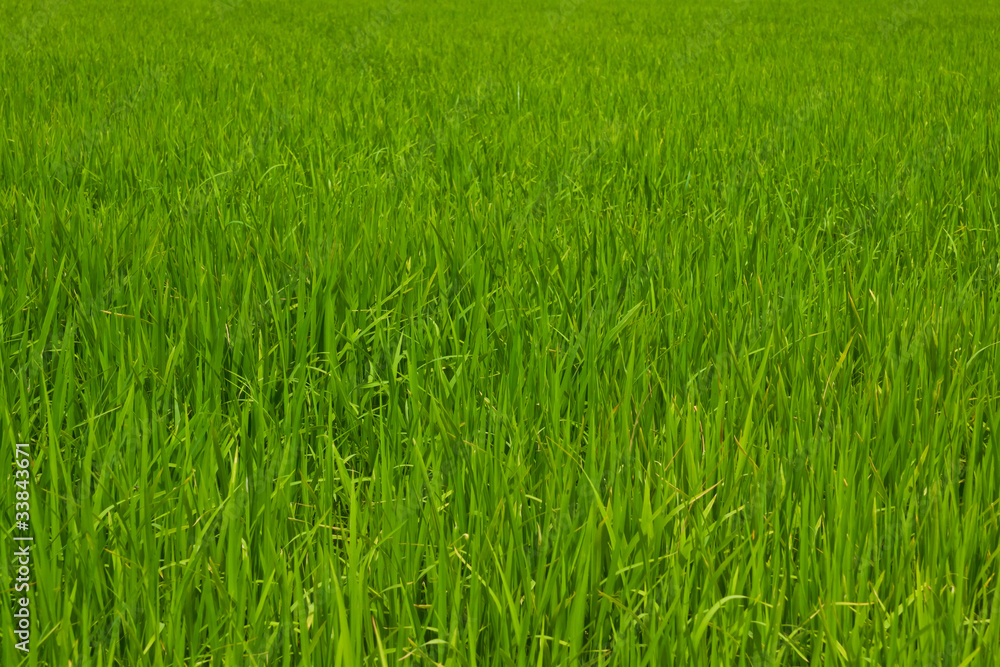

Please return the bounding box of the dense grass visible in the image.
[1,0,999,664]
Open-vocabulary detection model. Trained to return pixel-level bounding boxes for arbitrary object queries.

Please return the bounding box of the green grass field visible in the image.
[2,0,999,664]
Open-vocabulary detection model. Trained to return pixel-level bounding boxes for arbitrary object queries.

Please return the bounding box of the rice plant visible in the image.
[1,0,998,664]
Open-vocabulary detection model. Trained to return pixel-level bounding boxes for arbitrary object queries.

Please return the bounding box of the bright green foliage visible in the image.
[1,0,998,665]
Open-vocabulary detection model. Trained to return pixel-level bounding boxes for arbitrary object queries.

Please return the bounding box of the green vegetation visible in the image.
[1,0,998,664]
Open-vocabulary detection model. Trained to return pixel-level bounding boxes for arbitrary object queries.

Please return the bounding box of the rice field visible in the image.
[1,0,999,664]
